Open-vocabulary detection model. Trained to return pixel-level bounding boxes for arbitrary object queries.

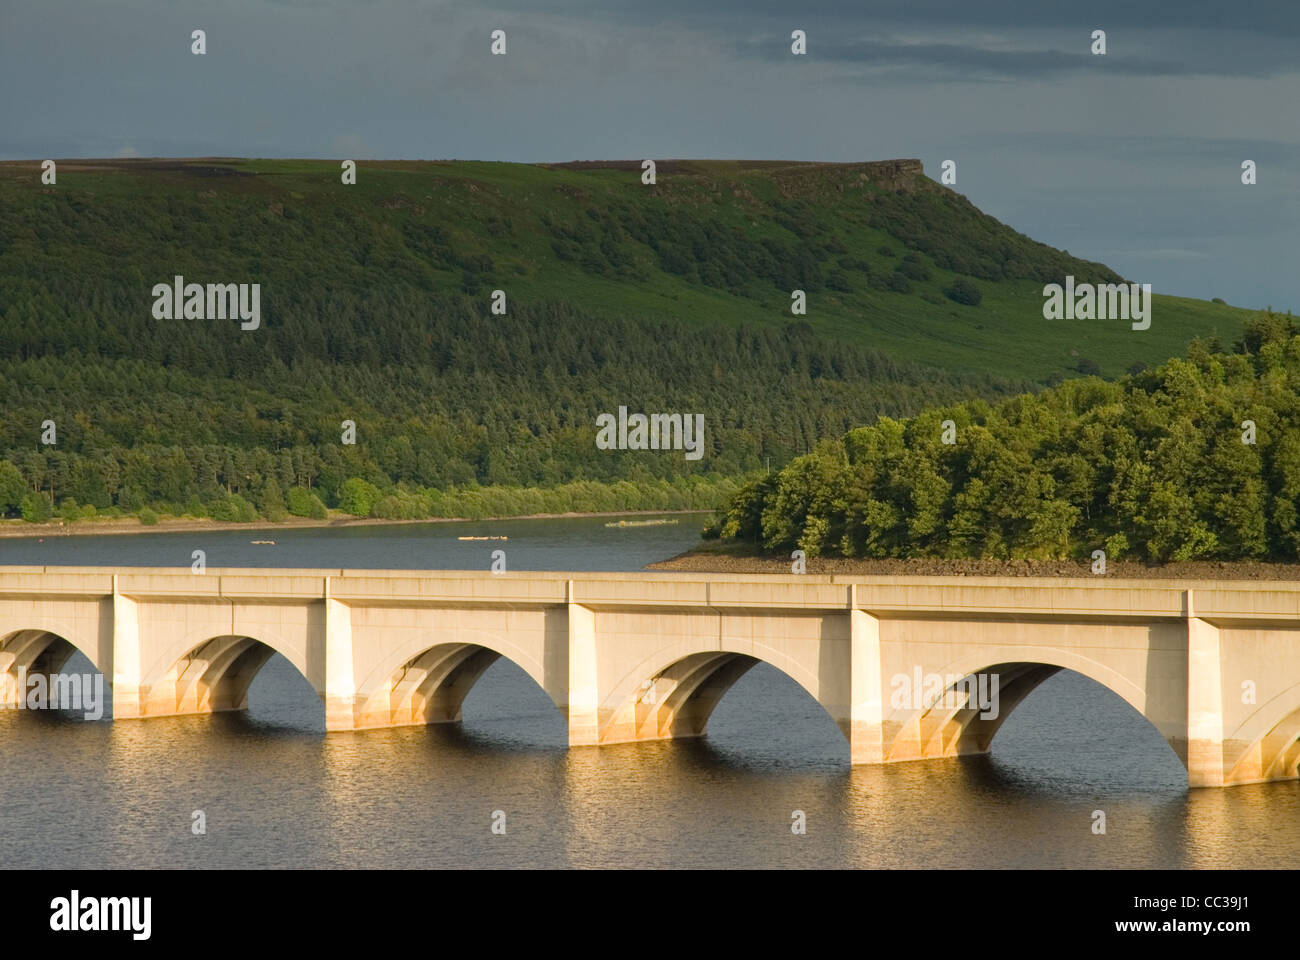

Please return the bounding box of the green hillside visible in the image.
[0,157,1253,380]
[0,157,1258,522]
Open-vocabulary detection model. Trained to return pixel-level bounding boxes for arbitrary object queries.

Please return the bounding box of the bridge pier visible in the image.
[565,590,600,746]
[847,606,886,763]
[109,580,143,719]
[323,592,356,732]
[1186,608,1226,787]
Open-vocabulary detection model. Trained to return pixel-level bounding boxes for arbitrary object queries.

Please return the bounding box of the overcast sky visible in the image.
[2,0,1296,310]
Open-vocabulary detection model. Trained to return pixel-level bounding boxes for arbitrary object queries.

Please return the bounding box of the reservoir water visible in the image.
[1,515,1296,869]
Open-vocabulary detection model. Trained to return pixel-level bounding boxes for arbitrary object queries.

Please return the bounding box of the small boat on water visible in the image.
[457,535,508,541]
[604,519,680,528]
[250,540,275,545]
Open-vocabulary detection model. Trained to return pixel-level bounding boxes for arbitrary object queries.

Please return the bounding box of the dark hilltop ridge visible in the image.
[540,157,928,191]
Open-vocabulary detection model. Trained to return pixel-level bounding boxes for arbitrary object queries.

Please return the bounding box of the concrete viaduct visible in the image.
[1,566,1298,789]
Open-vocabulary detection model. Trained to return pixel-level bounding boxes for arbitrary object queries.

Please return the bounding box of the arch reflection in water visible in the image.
[3,656,1300,868]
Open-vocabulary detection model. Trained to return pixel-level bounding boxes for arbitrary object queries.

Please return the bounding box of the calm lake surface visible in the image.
[1,515,1296,869]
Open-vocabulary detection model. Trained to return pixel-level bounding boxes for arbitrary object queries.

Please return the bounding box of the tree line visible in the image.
[711,312,1300,563]
[0,292,1026,522]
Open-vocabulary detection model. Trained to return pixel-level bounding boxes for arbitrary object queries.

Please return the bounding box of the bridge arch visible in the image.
[0,627,102,708]
[352,628,559,730]
[599,645,833,746]
[1224,682,1300,784]
[889,645,1180,766]
[139,632,310,720]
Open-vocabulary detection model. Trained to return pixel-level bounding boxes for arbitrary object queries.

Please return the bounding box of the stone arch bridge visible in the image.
[1,566,1297,788]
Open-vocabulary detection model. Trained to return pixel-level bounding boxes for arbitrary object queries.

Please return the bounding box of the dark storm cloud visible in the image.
[475,0,1300,35]
[464,0,1300,78]
[962,132,1299,167]
[736,39,1198,80]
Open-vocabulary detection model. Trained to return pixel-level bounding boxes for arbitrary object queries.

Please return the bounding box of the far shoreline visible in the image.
[0,508,710,540]
[648,543,1300,581]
